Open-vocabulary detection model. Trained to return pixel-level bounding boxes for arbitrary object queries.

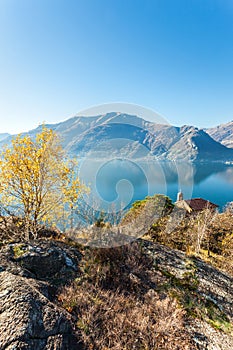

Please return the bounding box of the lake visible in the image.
[78,159,233,214]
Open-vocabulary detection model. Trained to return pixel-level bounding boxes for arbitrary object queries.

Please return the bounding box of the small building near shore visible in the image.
[175,192,218,214]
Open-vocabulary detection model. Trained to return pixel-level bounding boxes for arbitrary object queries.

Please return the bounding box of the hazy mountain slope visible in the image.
[206,121,233,148]
[0,133,10,142]
[0,123,60,149]
[55,112,154,149]
[0,113,233,161]
[66,116,233,161]
[167,125,233,161]
[67,122,156,158]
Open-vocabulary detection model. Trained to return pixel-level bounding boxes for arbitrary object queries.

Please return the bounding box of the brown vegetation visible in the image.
[58,242,194,349]
[144,202,233,277]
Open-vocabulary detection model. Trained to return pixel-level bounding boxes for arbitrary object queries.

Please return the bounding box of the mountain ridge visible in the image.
[206,121,233,149]
[0,133,10,142]
[1,113,233,162]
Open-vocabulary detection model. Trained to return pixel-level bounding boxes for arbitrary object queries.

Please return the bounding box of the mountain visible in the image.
[0,133,10,142]
[206,121,233,149]
[1,113,233,162]
[66,121,233,161]
[56,113,233,161]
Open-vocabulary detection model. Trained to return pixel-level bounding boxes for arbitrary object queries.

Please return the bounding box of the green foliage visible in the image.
[94,211,107,228]
[122,194,174,225]
[12,243,27,258]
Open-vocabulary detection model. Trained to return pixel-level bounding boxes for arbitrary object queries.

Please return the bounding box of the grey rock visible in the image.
[142,240,233,349]
[0,240,83,350]
[0,271,81,349]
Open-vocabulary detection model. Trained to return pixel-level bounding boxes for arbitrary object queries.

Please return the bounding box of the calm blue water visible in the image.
[78,160,233,212]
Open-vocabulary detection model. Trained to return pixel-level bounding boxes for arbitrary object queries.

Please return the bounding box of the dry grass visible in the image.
[58,242,195,350]
[59,282,193,350]
[148,210,233,277]
[0,214,60,244]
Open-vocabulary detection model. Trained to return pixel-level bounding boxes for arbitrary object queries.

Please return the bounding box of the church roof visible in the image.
[184,198,218,211]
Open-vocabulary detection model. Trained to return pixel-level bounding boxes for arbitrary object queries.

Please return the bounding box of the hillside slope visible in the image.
[0,238,232,349]
[1,113,233,161]
[0,133,10,141]
[206,121,233,149]
[55,113,233,161]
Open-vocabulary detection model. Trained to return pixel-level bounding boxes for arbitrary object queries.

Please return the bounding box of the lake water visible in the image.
[78,159,233,213]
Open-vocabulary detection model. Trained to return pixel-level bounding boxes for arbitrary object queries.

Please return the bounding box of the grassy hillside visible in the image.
[0,194,233,349]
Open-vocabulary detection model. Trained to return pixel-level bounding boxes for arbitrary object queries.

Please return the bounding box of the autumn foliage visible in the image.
[0,126,87,238]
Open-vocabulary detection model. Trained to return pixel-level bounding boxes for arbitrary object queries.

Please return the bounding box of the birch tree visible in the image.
[0,126,87,238]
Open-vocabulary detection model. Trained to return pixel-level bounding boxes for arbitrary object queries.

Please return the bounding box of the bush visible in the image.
[58,241,194,350]
[59,284,192,350]
[121,194,174,226]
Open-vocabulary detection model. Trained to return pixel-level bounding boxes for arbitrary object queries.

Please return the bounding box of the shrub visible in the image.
[58,241,194,350]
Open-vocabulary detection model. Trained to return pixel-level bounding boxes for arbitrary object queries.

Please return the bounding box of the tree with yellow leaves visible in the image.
[61,158,89,230]
[0,126,87,239]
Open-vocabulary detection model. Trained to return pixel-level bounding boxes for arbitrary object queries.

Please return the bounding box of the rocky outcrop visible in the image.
[0,241,81,282]
[0,238,232,349]
[143,241,233,320]
[0,271,80,349]
[0,240,82,350]
[142,240,233,349]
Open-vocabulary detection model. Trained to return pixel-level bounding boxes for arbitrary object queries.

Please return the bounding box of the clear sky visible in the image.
[1,0,233,133]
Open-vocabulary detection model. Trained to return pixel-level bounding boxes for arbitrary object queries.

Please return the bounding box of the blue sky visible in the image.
[1,0,233,133]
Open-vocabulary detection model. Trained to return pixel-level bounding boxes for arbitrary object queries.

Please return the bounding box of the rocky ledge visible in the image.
[0,241,82,349]
[0,239,232,349]
[142,240,233,350]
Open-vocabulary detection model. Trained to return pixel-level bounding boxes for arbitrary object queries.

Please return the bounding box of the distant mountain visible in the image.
[66,121,233,161]
[0,113,233,162]
[0,133,10,142]
[57,113,233,161]
[206,121,233,149]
